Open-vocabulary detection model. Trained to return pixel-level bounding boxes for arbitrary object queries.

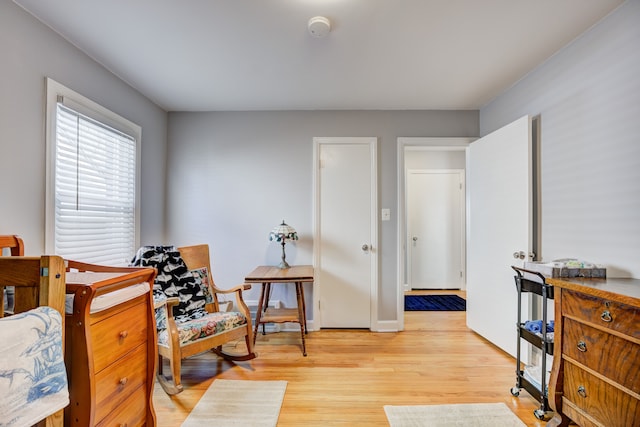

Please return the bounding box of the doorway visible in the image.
[313,137,378,329]
[396,138,473,331]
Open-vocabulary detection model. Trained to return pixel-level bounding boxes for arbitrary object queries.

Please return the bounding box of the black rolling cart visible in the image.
[510,266,554,420]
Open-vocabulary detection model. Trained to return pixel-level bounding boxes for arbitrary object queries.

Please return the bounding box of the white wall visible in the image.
[0,1,168,253]
[166,111,478,320]
[481,0,639,278]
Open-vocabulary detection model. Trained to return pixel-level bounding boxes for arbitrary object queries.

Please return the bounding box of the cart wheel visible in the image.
[533,408,550,420]
[510,387,520,397]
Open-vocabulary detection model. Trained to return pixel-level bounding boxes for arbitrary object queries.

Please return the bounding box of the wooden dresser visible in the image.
[65,261,157,427]
[547,277,640,427]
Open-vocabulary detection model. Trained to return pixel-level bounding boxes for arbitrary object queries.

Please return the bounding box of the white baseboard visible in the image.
[372,319,400,332]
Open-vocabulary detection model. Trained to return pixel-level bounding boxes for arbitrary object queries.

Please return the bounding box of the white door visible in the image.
[407,170,464,289]
[314,137,377,329]
[466,115,533,358]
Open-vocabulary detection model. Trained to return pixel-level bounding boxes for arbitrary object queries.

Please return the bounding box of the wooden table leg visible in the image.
[253,283,267,346]
[262,282,271,335]
[300,282,308,334]
[295,282,307,356]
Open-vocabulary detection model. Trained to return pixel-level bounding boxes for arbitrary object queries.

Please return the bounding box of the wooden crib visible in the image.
[1,236,158,426]
[0,244,67,427]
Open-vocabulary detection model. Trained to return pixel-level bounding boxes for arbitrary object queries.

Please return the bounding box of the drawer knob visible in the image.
[600,310,613,323]
[119,330,129,339]
[119,377,128,386]
[577,341,587,352]
[577,385,587,398]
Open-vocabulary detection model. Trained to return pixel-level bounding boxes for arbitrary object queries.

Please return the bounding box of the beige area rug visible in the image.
[181,379,287,427]
[384,402,526,427]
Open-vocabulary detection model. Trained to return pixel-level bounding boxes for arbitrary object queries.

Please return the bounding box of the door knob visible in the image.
[412,236,418,242]
[362,244,369,251]
[512,251,535,260]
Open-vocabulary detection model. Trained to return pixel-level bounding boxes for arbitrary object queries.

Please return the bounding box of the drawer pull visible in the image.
[577,341,587,352]
[600,310,613,323]
[119,330,129,339]
[577,385,587,398]
[119,377,128,386]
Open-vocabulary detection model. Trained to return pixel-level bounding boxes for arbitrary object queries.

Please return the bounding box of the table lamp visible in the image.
[269,220,298,269]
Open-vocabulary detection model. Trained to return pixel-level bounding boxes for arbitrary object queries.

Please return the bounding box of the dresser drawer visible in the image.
[564,362,640,427]
[562,290,640,339]
[96,383,147,427]
[95,343,148,424]
[90,300,148,372]
[563,318,640,394]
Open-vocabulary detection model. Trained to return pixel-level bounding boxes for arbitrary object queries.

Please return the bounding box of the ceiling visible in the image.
[14,0,624,112]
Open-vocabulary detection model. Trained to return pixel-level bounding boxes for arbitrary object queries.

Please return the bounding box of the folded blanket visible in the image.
[0,307,69,427]
[524,320,543,333]
[524,319,554,333]
[534,332,555,343]
[523,364,550,393]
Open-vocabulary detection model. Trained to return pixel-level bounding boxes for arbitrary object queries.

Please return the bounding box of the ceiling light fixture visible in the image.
[308,16,331,38]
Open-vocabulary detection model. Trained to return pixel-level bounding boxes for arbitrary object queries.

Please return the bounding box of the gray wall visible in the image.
[0,1,168,253]
[405,149,466,170]
[481,0,640,278]
[166,111,478,321]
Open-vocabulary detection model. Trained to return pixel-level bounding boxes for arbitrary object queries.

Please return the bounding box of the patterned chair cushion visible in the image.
[190,267,214,304]
[153,293,169,331]
[156,310,248,347]
[131,245,208,323]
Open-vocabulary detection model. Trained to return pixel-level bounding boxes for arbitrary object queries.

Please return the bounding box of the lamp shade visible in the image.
[269,220,298,269]
[269,220,298,242]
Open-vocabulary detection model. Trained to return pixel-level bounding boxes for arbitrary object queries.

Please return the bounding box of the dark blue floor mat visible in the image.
[404,294,466,311]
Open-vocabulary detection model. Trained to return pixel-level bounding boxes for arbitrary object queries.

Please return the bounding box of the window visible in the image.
[46,79,141,266]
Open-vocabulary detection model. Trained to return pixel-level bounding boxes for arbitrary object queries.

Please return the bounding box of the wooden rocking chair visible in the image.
[131,244,256,395]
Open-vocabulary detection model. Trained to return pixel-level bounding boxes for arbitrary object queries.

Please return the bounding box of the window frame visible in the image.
[45,78,141,265]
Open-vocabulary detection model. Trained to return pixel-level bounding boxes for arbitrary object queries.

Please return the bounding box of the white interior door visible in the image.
[466,115,533,358]
[407,170,464,289]
[314,137,377,329]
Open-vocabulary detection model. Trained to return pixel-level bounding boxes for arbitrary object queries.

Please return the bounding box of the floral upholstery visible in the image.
[131,245,248,348]
[157,311,247,347]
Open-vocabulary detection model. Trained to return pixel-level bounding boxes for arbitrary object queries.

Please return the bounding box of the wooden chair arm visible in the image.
[212,283,252,295]
[154,296,180,310]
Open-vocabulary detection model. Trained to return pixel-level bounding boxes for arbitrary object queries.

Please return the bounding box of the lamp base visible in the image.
[278,241,291,268]
[278,259,291,269]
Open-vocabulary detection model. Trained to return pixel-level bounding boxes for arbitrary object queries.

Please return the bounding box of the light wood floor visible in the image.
[153,291,547,426]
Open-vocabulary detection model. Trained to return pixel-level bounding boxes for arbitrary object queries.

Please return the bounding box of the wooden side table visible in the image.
[245,265,313,356]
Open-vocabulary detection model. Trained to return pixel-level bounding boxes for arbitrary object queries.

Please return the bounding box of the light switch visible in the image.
[381,208,391,221]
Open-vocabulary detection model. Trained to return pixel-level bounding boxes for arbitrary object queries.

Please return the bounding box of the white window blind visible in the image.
[53,102,137,266]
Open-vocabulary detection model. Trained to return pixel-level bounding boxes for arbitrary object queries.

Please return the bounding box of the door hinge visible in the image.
[40,267,49,277]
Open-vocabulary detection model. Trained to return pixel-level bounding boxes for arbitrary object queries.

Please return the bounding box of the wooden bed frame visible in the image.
[0,249,67,427]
